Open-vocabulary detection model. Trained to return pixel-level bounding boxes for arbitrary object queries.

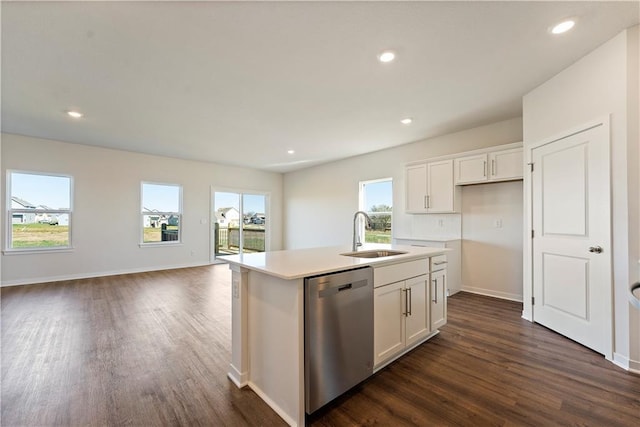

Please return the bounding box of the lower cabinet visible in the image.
[431,264,447,330]
[373,274,429,367]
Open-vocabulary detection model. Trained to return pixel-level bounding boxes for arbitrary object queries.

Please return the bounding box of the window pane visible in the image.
[214,192,240,255]
[11,216,70,248]
[361,179,392,244]
[11,172,71,209]
[143,215,180,243]
[242,194,266,253]
[142,183,180,212]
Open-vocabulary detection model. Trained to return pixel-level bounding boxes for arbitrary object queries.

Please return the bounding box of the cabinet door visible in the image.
[374,281,406,366]
[454,154,488,185]
[489,147,523,181]
[405,274,430,347]
[405,164,427,213]
[430,269,447,330]
[426,159,455,212]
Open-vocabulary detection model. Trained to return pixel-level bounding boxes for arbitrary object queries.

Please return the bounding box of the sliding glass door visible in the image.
[212,190,268,260]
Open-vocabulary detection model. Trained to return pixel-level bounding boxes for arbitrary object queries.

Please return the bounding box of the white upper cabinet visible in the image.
[454,145,523,185]
[405,164,428,213]
[454,154,488,184]
[406,159,458,213]
[488,147,523,181]
[426,160,456,212]
[406,143,521,214]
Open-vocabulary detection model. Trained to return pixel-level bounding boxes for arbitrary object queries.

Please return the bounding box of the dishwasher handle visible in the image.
[318,279,368,298]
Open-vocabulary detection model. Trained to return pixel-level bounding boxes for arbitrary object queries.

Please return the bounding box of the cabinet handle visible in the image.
[403,289,408,317]
[492,159,496,176]
[407,287,412,316]
[432,278,438,303]
[423,195,427,209]
[483,161,487,177]
[426,195,431,209]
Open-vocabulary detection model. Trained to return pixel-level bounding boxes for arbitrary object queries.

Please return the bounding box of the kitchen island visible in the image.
[220,244,448,426]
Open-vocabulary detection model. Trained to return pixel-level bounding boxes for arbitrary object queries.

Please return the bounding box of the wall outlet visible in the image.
[191,250,196,256]
[438,219,444,227]
[494,219,503,228]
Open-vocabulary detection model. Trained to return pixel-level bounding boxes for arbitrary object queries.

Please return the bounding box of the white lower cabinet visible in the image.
[373,274,429,367]
[430,261,447,330]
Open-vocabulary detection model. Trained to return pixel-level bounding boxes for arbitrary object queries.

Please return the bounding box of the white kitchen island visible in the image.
[220,244,447,426]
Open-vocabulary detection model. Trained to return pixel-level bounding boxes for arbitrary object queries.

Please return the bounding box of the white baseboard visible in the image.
[248,381,298,427]
[461,286,523,302]
[227,364,249,388]
[613,352,640,374]
[0,261,212,287]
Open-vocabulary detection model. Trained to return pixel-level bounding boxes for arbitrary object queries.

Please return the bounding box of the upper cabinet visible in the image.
[454,146,523,185]
[406,159,459,213]
[405,143,522,214]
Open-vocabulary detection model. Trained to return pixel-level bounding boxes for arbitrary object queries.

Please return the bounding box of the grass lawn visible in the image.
[12,223,69,248]
[365,230,392,244]
[144,225,179,243]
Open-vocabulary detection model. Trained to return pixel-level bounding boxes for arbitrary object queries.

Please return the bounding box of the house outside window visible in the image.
[141,182,182,244]
[7,171,72,251]
[359,178,393,244]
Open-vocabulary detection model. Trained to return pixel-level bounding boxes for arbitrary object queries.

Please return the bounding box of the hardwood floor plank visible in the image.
[2,267,639,426]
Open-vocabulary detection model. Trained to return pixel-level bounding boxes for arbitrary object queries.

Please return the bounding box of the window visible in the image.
[7,171,72,251]
[141,182,182,244]
[359,178,393,244]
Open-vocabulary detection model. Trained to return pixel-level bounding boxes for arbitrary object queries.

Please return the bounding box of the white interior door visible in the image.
[531,123,612,357]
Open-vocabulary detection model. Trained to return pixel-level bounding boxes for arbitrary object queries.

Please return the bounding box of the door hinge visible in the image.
[527,162,534,172]
[532,297,535,305]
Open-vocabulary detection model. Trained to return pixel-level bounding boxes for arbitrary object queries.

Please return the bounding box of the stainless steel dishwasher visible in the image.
[304,266,373,414]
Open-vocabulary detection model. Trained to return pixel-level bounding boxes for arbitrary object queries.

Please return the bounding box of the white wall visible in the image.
[283,117,523,250]
[461,181,523,301]
[522,27,639,369]
[1,133,284,286]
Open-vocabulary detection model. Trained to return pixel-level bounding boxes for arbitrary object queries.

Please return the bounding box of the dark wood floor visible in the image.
[2,265,639,426]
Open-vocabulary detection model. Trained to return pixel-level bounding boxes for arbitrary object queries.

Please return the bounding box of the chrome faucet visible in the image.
[352,211,372,251]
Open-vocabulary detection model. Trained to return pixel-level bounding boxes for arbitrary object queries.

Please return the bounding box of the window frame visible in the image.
[140,181,183,246]
[6,170,74,253]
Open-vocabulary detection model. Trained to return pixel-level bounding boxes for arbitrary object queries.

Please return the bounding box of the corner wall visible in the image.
[1,133,284,286]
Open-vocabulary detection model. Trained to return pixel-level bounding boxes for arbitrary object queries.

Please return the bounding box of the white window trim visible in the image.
[140,181,183,246]
[6,170,74,253]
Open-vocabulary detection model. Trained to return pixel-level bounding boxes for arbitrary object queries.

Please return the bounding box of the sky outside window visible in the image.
[11,172,71,209]
[142,183,180,212]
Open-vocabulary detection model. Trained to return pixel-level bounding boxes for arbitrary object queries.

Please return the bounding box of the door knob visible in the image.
[588,246,603,253]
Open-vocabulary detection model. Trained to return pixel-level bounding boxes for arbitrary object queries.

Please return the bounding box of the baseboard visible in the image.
[461,286,523,302]
[248,381,298,427]
[227,364,249,388]
[613,352,640,374]
[0,261,212,287]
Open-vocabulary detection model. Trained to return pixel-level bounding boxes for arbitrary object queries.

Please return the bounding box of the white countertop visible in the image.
[219,243,448,280]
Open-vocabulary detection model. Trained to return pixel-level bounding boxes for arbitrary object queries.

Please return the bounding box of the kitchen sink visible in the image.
[341,250,408,258]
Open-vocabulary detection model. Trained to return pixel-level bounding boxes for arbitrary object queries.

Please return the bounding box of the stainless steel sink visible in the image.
[341,249,408,258]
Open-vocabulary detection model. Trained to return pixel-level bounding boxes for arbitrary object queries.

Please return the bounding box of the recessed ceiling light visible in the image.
[378,50,396,63]
[400,118,413,125]
[551,20,575,35]
[66,110,83,118]
[287,149,295,155]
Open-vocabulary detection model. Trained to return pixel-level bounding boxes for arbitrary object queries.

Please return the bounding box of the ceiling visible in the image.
[2,1,639,173]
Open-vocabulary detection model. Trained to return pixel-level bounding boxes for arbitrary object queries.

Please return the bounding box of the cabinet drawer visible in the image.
[431,255,448,271]
[374,259,428,288]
